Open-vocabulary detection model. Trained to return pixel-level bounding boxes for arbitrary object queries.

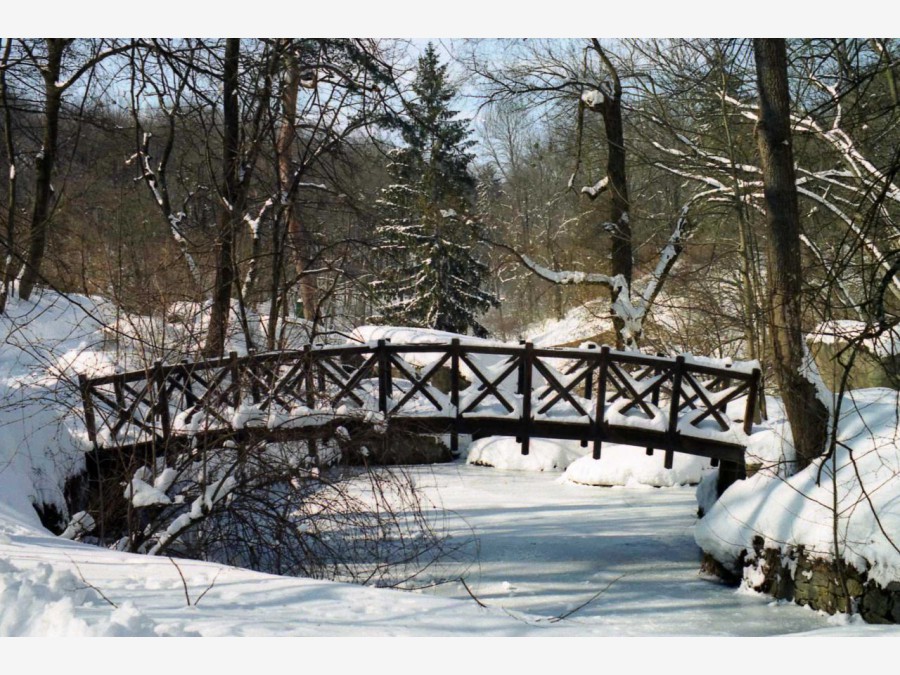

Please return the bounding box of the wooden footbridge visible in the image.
[79,339,761,492]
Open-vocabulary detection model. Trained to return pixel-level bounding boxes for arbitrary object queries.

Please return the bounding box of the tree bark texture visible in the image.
[204,38,241,357]
[17,39,66,302]
[753,38,828,468]
[278,47,319,323]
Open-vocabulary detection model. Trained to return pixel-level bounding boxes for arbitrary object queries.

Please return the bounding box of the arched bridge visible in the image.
[79,340,761,492]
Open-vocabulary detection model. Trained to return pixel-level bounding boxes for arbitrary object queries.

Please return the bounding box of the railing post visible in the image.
[647,353,664,456]
[665,355,686,470]
[744,368,761,436]
[314,344,326,394]
[248,347,260,403]
[303,344,315,409]
[78,373,98,444]
[516,339,526,395]
[583,342,597,399]
[377,339,389,414]
[229,351,240,409]
[154,360,170,441]
[593,346,609,459]
[581,343,598,448]
[450,338,460,455]
[520,342,533,455]
[303,343,317,460]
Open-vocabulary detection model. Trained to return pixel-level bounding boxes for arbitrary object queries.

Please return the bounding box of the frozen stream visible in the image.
[408,461,847,636]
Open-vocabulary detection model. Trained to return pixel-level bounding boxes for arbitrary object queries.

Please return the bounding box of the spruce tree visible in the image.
[375,43,497,337]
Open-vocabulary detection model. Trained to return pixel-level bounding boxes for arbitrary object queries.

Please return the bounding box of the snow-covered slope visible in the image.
[3,290,898,637]
[524,299,613,347]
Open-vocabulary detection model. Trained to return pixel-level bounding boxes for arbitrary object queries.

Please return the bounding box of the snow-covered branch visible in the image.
[488,197,703,349]
[580,176,609,199]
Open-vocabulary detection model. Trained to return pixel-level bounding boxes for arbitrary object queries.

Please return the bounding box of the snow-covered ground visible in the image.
[2,289,900,652]
[2,458,892,637]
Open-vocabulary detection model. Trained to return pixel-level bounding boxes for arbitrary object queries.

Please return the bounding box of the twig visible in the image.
[459,577,488,608]
[168,556,192,606]
[546,574,624,623]
[66,555,118,609]
[193,569,222,606]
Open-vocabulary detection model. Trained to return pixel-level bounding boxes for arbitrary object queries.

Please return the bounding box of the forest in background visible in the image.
[1,39,897,347]
[3,39,898,464]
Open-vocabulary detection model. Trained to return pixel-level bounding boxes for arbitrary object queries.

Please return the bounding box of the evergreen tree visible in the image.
[374,43,497,337]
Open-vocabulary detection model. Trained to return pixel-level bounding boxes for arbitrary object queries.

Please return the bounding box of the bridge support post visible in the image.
[450,338,460,456]
[593,346,609,459]
[520,342,533,455]
[716,459,746,496]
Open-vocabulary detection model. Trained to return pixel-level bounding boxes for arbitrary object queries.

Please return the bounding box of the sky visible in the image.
[3,2,885,40]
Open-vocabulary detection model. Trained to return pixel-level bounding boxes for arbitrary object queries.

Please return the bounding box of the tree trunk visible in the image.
[17,39,66,302]
[587,41,632,349]
[204,38,241,357]
[601,91,632,348]
[278,46,319,324]
[0,39,18,313]
[753,38,828,468]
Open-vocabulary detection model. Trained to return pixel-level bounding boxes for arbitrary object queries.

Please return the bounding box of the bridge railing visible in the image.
[79,340,761,465]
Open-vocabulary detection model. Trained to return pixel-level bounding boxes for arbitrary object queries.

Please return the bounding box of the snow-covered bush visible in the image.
[95,437,469,588]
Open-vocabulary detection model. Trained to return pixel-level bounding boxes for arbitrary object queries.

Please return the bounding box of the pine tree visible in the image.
[374,43,497,337]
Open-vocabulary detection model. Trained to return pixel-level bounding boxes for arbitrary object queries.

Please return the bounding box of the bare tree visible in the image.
[470,39,698,350]
[754,38,829,468]
[203,38,242,357]
[6,39,129,304]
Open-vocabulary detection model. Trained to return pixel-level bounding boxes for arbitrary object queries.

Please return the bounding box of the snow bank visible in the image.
[524,300,613,347]
[0,290,110,522]
[467,435,713,487]
[468,437,584,471]
[696,388,900,588]
[0,559,178,636]
[565,447,713,488]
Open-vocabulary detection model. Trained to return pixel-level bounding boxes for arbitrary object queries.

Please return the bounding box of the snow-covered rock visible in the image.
[697,388,900,591]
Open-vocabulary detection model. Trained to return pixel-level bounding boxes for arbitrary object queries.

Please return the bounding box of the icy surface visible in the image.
[1,457,877,637]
